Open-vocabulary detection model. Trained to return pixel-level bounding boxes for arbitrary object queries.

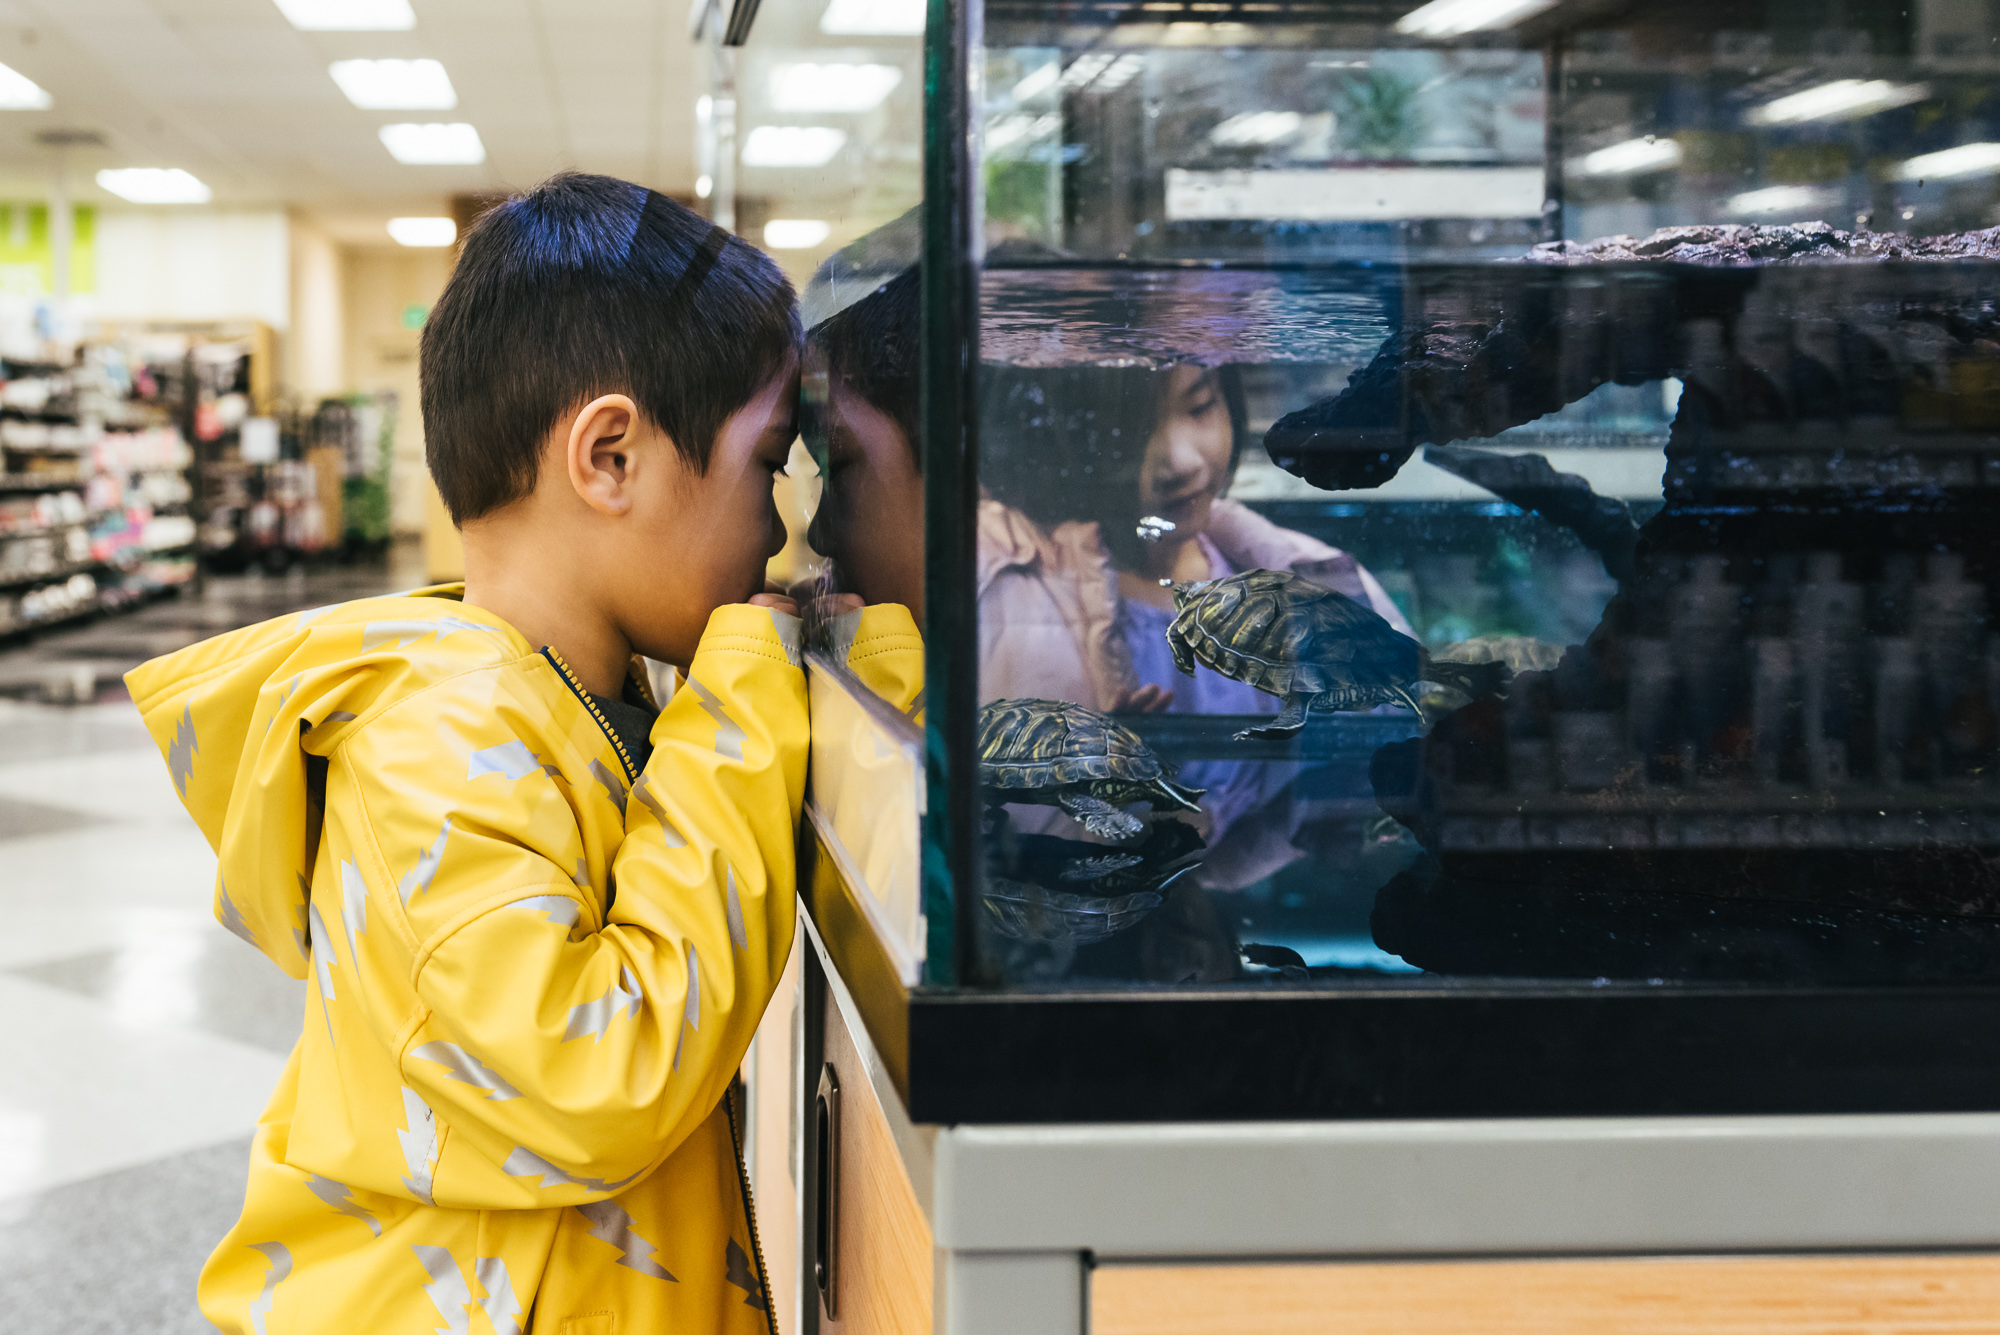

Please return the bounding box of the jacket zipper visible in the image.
[541,646,638,783]
[547,646,766,1322]
[726,1085,780,1335]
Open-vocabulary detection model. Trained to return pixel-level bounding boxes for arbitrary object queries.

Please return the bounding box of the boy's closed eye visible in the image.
[757,419,797,475]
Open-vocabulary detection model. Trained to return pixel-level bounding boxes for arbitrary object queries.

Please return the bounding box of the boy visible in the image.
[129,173,837,1333]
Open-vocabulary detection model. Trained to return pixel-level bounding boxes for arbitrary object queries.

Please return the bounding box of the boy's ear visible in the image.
[565,394,641,516]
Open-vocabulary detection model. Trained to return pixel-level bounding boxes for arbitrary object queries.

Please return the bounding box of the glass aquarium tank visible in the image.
[720,0,2000,1118]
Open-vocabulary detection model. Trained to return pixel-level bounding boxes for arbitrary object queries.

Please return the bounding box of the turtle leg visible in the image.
[1385,684,1423,716]
[1234,693,1309,741]
[1168,628,1198,678]
[1056,790,1146,840]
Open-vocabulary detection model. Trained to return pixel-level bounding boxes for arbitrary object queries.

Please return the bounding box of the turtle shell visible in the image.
[1169,568,1418,698]
[977,697,1173,791]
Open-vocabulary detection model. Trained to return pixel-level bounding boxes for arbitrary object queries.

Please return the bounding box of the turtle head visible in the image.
[1169,577,1216,611]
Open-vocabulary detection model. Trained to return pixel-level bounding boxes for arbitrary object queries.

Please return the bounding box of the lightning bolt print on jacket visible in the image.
[125,587,836,1333]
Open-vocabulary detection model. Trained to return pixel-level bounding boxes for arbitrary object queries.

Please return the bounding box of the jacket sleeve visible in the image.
[836,603,926,718]
[345,604,806,1205]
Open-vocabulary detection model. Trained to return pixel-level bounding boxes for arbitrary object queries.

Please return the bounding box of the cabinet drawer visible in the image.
[1093,1254,2000,1335]
[817,961,932,1335]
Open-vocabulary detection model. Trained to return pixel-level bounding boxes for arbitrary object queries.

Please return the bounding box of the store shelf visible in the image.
[0,523,89,543]
[1428,796,2000,852]
[0,599,101,642]
[0,473,85,493]
[1126,711,1420,760]
[0,575,186,645]
[0,559,106,592]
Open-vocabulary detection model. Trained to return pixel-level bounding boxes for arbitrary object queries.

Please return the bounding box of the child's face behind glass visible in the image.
[1133,366,1232,551]
[616,363,797,665]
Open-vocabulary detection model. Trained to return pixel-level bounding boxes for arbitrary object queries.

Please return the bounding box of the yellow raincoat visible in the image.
[127,585,897,1334]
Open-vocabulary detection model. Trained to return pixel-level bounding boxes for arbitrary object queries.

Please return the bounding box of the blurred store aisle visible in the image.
[0,559,410,1335]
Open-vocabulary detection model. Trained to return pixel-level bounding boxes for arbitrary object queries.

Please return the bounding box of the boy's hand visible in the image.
[752,591,864,618]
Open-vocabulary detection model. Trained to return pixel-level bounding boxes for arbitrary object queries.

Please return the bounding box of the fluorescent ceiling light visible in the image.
[741,125,846,168]
[1060,53,1116,91]
[1212,110,1304,147]
[1395,0,1559,38]
[1095,55,1144,94]
[1727,184,1836,215]
[764,219,832,249]
[95,168,211,204]
[1051,52,1142,97]
[272,0,415,30]
[820,0,924,35]
[1570,136,1682,177]
[330,59,456,111]
[379,122,485,165]
[770,63,903,114]
[1749,79,1928,127]
[1012,61,1061,103]
[387,216,456,247]
[985,113,1060,153]
[0,63,51,111]
[1894,142,2000,182]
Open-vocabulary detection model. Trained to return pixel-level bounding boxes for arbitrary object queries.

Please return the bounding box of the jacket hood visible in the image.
[125,585,531,978]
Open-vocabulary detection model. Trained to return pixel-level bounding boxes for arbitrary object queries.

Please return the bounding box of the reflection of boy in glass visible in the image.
[803,268,925,624]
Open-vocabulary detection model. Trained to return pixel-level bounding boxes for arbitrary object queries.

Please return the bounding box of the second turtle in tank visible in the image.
[1167,568,1507,740]
[978,697,1204,839]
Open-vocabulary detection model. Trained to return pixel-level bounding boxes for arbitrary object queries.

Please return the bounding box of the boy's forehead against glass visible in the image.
[767,395,800,441]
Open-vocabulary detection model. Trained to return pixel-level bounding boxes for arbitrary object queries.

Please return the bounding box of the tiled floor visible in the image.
[0,559,410,1334]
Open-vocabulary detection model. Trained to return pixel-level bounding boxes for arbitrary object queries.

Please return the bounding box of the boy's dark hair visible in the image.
[421,172,800,524]
[806,266,920,466]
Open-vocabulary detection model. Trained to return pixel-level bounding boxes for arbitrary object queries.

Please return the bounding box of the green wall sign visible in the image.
[0,204,95,296]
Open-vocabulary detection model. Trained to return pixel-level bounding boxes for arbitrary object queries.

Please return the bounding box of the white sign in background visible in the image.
[1165,167,1546,222]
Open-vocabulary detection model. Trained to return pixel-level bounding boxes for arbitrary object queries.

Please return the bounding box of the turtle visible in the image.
[995,816,1208,895]
[1165,568,1509,741]
[978,697,1204,840]
[980,880,1165,946]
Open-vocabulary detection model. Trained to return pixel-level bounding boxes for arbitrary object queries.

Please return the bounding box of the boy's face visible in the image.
[614,362,798,666]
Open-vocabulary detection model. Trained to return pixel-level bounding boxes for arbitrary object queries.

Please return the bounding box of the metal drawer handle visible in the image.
[815,1062,840,1318]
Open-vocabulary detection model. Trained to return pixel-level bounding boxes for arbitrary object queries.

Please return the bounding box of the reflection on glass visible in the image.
[722,0,932,966]
[805,655,925,982]
[976,360,1421,981]
[702,0,923,280]
[982,44,1547,263]
[959,3,2000,990]
[794,250,928,968]
[804,263,924,620]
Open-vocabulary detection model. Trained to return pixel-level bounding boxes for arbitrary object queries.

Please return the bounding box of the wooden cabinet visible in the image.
[747,918,933,1335]
[811,967,932,1335]
[1092,1255,2000,1335]
[764,885,2000,1335]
